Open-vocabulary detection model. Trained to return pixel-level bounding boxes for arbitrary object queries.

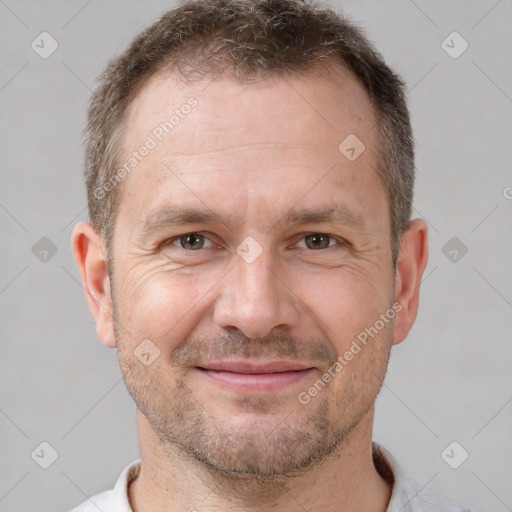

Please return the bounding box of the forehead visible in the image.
[115,62,384,235]
[123,62,377,156]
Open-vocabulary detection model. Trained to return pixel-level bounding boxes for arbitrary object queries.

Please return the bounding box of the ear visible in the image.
[392,218,429,346]
[71,221,116,348]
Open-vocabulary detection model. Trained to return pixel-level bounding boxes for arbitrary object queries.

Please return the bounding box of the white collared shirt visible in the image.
[69,443,471,512]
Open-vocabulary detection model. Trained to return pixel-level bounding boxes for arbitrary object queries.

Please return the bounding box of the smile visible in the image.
[195,361,316,392]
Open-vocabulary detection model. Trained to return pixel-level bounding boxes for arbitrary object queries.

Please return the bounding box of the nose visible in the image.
[213,247,300,339]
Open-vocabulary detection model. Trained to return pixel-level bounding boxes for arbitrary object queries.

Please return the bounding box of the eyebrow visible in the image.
[139,206,223,239]
[138,204,371,239]
[281,207,369,232]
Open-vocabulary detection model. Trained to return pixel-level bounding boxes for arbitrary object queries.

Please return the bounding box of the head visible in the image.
[72,0,428,479]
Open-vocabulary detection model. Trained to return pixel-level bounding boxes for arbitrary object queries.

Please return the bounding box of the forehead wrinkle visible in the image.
[160,143,325,166]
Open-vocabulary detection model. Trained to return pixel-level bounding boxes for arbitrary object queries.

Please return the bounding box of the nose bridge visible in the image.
[213,245,299,339]
[236,250,278,305]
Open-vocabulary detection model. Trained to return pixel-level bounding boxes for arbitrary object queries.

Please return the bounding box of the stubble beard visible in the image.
[112,294,393,484]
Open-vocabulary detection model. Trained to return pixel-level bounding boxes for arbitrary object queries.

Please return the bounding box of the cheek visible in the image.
[293,265,393,346]
[114,266,220,353]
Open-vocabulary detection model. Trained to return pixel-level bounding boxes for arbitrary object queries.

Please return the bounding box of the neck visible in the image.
[128,408,392,512]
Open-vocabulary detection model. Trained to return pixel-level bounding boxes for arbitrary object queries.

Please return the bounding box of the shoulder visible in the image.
[68,490,112,512]
[372,443,471,512]
[399,478,472,512]
[66,459,141,512]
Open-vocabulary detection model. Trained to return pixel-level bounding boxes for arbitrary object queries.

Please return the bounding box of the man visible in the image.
[70,0,470,510]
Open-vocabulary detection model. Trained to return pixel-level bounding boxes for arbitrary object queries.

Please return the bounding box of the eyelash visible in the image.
[165,232,346,251]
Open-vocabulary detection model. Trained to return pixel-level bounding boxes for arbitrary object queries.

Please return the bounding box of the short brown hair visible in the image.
[84,0,414,264]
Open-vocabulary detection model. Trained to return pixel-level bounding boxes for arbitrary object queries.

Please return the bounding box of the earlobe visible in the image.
[71,221,116,348]
[392,218,429,346]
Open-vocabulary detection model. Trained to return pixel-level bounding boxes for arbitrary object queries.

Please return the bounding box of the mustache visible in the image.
[170,331,339,368]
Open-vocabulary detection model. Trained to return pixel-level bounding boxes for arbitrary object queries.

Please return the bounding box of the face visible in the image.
[101,64,400,477]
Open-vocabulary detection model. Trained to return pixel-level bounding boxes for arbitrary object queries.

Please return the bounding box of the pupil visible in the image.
[307,234,328,249]
[184,234,203,249]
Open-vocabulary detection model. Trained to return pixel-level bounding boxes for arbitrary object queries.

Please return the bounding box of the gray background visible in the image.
[1,0,511,511]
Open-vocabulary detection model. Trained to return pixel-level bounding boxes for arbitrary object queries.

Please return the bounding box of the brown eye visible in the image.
[302,234,335,250]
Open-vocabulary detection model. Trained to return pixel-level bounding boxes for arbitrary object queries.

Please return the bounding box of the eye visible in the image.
[296,233,338,250]
[170,233,214,250]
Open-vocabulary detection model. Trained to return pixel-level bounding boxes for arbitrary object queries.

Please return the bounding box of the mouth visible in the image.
[195,361,316,392]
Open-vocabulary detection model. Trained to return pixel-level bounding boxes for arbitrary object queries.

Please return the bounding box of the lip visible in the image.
[195,361,315,392]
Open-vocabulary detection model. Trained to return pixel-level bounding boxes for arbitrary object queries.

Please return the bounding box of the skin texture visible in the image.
[72,62,428,512]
